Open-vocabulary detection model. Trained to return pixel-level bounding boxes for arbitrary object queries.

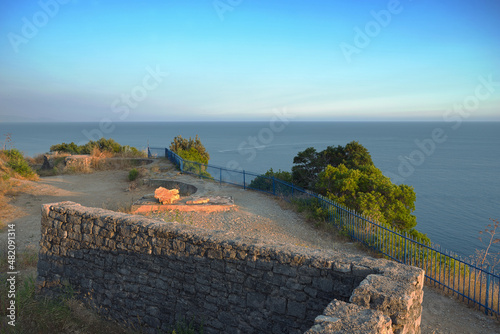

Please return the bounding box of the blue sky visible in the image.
[1,0,499,122]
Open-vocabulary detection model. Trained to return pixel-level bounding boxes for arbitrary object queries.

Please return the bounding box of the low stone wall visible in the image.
[37,202,424,334]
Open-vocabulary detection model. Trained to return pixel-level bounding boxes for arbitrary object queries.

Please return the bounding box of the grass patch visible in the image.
[169,317,204,334]
[128,168,139,181]
[1,149,38,180]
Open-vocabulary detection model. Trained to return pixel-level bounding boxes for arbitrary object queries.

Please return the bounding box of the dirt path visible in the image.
[0,160,498,333]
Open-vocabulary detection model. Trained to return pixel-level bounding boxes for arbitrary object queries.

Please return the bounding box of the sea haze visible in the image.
[2,121,499,258]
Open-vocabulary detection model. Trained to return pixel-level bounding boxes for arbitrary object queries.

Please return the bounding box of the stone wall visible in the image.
[37,202,424,334]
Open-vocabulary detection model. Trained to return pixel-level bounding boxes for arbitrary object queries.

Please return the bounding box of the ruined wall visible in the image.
[37,202,424,334]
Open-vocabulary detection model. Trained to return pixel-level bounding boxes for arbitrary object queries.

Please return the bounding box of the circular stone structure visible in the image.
[143,179,197,196]
[132,179,234,214]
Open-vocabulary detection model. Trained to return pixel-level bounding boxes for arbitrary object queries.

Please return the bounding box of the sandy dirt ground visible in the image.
[0,160,498,333]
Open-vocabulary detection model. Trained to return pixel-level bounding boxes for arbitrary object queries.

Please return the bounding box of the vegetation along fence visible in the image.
[148,146,500,317]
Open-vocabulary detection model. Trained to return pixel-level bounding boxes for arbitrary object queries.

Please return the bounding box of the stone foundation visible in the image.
[37,202,424,334]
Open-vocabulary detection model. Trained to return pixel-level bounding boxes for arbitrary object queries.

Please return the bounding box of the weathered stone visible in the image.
[154,187,180,204]
[304,300,393,334]
[186,198,210,205]
[37,202,424,334]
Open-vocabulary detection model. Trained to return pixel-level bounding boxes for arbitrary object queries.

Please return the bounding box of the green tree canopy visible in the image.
[170,135,211,178]
[291,141,425,239]
[316,164,417,231]
[170,135,210,164]
[292,141,373,188]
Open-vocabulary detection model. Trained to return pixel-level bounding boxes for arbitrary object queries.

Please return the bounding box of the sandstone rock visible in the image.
[64,155,91,169]
[186,198,210,205]
[154,187,180,204]
[304,300,393,334]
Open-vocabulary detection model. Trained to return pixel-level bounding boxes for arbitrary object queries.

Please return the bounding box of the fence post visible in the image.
[485,265,491,315]
[219,168,222,185]
[403,233,408,264]
[148,147,151,158]
[272,176,276,195]
[243,170,246,190]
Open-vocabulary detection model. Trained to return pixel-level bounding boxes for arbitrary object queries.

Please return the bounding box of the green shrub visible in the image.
[248,168,293,195]
[128,168,139,181]
[170,135,209,163]
[3,149,37,179]
[170,317,204,334]
[50,138,145,157]
[171,136,212,179]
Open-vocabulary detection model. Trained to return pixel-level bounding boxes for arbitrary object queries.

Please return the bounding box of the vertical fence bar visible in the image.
[478,266,483,312]
[403,234,407,265]
[468,262,472,304]
[485,266,491,315]
[243,170,246,190]
[453,254,456,297]
[272,176,276,196]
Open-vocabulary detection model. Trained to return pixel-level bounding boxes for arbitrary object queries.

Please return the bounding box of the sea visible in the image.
[1,121,499,259]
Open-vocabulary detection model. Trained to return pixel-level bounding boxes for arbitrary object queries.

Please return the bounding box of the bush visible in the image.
[50,138,145,157]
[170,135,210,163]
[2,149,38,179]
[170,136,212,178]
[170,317,204,334]
[128,168,139,181]
[248,168,293,195]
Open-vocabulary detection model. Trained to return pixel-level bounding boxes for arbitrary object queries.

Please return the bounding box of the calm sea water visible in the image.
[1,121,499,258]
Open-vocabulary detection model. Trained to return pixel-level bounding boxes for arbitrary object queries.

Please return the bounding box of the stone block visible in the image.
[154,187,180,204]
[287,300,307,319]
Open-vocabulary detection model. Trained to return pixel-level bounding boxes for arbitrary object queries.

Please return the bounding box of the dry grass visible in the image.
[0,154,36,229]
[421,253,500,317]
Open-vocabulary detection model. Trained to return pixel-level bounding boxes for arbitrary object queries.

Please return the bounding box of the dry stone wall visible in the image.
[37,202,424,334]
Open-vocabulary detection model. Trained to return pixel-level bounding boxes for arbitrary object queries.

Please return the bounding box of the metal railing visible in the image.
[148,146,500,316]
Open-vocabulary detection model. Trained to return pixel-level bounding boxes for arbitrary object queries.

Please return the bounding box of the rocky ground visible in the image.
[0,159,498,333]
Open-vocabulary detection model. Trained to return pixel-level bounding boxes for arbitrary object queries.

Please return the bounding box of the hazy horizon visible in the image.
[1,0,499,122]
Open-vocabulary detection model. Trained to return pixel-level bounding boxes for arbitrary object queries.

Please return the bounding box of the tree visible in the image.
[291,147,322,189]
[170,135,211,178]
[321,141,373,169]
[316,163,419,233]
[292,141,425,238]
[170,135,210,163]
[292,141,373,188]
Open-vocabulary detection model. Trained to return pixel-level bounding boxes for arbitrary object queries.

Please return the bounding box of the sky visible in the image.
[0,0,499,122]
